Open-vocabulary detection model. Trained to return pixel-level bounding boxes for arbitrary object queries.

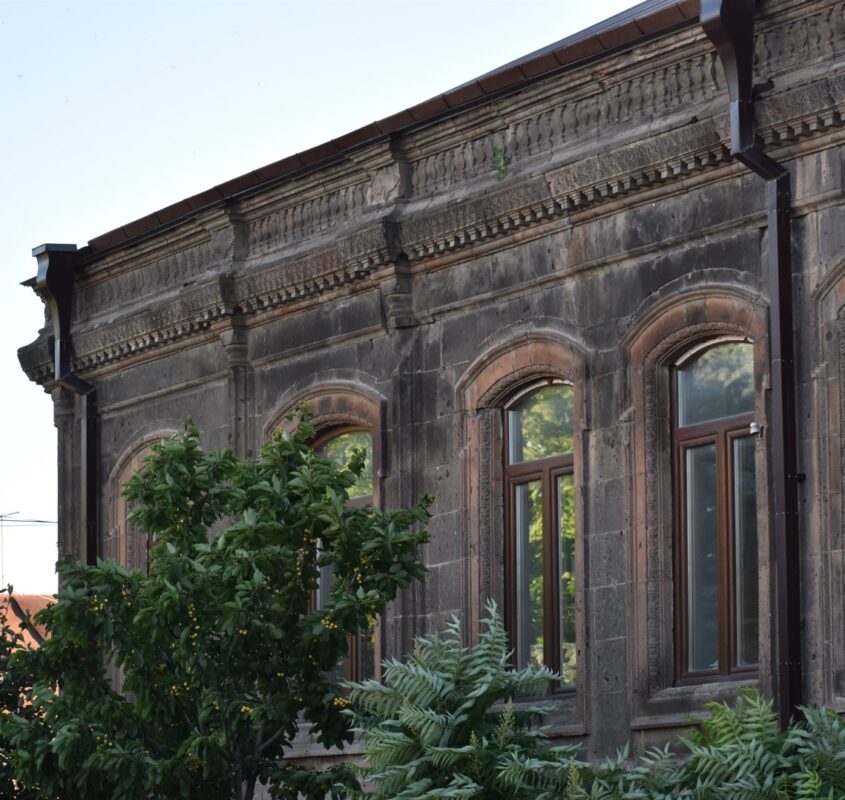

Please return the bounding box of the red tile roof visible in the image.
[1,595,53,649]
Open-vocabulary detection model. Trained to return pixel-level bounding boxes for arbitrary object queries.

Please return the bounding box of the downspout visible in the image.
[701,0,802,727]
[33,243,99,569]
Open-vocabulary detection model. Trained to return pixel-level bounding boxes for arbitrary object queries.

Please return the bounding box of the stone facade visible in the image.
[19,0,845,759]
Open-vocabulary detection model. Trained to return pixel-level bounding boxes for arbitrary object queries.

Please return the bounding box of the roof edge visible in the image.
[75,0,698,264]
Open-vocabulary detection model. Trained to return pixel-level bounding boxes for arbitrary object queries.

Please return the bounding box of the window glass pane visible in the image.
[734,436,759,668]
[557,473,576,686]
[678,342,754,427]
[686,443,719,673]
[316,555,334,611]
[508,384,574,464]
[356,622,377,681]
[514,480,544,669]
[317,430,373,498]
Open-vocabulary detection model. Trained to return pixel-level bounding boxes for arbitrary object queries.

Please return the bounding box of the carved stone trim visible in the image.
[74,239,215,321]
[457,328,586,729]
[106,431,177,572]
[247,181,371,257]
[547,121,731,211]
[238,224,396,315]
[626,289,770,720]
[810,262,845,707]
[402,179,558,263]
[18,2,845,385]
[70,276,237,371]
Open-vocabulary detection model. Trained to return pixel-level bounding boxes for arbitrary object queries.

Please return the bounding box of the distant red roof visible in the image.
[1,594,53,648]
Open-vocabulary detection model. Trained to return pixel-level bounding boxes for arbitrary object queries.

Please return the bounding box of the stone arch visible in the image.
[623,287,770,726]
[809,257,845,709]
[456,328,587,733]
[107,430,177,572]
[263,381,386,505]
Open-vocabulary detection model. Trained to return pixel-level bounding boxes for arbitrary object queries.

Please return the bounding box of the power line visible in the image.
[0,512,18,587]
[0,514,56,587]
[0,521,57,527]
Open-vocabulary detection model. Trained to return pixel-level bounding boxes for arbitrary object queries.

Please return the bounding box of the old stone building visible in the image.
[18,0,845,758]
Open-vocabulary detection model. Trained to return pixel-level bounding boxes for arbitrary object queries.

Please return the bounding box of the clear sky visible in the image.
[0,0,637,594]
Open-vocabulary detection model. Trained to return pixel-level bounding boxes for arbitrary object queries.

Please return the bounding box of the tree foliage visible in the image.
[2,420,430,800]
[345,600,575,799]
[572,690,845,799]
[347,602,845,800]
[0,593,39,800]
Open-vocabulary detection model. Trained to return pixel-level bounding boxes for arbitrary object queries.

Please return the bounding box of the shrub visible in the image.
[345,600,575,799]
[347,601,845,800]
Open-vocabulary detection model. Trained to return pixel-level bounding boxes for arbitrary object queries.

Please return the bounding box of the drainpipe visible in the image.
[701,0,802,727]
[33,244,99,569]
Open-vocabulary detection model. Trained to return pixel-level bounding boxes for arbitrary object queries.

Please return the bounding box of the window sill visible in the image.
[631,676,758,730]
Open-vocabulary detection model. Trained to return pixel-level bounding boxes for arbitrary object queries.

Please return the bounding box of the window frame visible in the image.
[623,289,773,725]
[310,422,380,683]
[311,423,374,507]
[502,380,576,691]
[110,432,177,575]
[671,339,758,685]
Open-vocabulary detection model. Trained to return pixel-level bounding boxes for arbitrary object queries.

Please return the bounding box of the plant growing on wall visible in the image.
[2,419,430,800]
[345,601,575,799]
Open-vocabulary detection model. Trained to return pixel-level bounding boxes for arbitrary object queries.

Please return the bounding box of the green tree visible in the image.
[2,420,430,800]
[0,592,40,800]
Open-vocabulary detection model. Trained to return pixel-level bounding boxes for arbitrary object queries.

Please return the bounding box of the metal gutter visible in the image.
[33,244,98,569]
[701,0,802,728]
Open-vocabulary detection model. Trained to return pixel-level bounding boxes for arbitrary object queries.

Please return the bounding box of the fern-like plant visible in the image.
[345,600,575,799]
[344,605,845,800]
[583,689,845,800]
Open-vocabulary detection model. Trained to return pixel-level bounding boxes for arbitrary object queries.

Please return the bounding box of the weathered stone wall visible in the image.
[18,0,845,758]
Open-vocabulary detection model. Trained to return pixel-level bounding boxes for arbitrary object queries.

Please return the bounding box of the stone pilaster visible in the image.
[221,322,253,460]
[52,387,78,566]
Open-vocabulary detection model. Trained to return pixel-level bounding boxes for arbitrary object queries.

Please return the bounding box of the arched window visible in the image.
[313,426,374,505]
[504,381,576,685]
[312,425,377,682]
[673,339,758,681]
[110,436,176,574]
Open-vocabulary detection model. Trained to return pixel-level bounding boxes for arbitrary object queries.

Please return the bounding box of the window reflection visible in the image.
[508,384,574,463]
[316,429,373,499]
[675,340,758,680]
[685,444,719,673]
[313,426,376,681]
[506,382,576,688]
[678,342,754,427]
[515,480,544,669]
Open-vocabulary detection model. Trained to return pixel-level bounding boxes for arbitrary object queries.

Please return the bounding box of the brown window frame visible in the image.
[503,382,576,691]
[311,424,379,683]
[672,343,758,685]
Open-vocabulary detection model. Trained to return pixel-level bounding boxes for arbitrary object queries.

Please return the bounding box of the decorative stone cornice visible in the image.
[756,74,845,146]
[73,238,215,322]
[17,0,845,384]
[547,121,731,211]
[238,222,399,314]
[17,338,52,386]
[70,275,236,370]
[401,179,558,263]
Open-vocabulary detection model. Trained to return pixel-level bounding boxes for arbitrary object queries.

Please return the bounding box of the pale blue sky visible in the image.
[0,0,636,592]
